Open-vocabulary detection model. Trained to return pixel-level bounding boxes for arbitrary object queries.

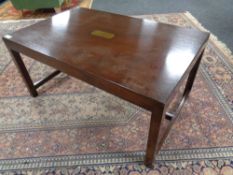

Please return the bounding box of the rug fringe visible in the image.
[0,18,44,23]
[184,11,233,65]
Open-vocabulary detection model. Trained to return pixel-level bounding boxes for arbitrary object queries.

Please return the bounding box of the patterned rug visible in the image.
[0,0,93,20]
[0,12,233,174]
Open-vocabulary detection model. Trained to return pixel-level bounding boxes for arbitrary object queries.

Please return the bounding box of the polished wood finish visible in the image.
[2,8,209,167]
[145,105,164,167]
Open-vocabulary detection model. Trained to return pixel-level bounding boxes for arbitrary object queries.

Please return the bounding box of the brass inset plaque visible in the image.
[91,30,115,39]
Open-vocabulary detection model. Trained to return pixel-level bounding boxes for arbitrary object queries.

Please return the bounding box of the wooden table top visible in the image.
[4,8,209,105]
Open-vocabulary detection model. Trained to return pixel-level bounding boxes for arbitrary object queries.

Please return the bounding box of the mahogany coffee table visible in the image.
[3,8,209,167]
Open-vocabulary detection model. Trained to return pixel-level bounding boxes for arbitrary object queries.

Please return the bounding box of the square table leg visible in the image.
[6,48,61,97]
[144,106,164,168]
[183,50,204,97]
[144,50,205,168]
[9,50,38,97]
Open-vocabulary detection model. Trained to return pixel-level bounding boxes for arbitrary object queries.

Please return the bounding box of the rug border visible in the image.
[0,147,232,171]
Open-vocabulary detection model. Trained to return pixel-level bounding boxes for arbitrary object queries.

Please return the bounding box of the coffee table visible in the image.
[2,8,209,167]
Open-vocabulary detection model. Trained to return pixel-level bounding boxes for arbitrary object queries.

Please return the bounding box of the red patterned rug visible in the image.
[0,12,232,174]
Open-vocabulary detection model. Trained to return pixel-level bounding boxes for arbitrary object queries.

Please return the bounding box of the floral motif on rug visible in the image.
[0,12,232,174]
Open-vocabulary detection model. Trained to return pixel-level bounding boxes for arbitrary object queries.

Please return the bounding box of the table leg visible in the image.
[144,50,204,167]
[9,50,38,97]
[165,50,205,122]
[183,50,204,96]
[144,106,164,167]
